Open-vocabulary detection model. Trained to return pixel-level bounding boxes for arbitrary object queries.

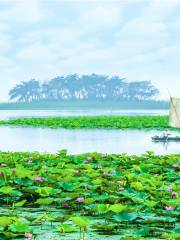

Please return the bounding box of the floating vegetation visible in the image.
[0,115,175,130]
[0,151,179,239]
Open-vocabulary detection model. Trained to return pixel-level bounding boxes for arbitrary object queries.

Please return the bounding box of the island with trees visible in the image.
[0,74,168,109]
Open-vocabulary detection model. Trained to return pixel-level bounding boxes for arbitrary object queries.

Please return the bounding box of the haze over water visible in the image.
[0,109,168,120]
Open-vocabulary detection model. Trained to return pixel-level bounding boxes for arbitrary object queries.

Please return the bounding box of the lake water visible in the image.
[0,126,179,155]
[0,109,168,120]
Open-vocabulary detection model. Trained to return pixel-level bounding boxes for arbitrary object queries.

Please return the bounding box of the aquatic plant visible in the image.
[0,151,179,239]
[24,232,33,239]
[76,197,85,203]
[165,206,174,211]
[0,115,175,130]
[171,192,177,197]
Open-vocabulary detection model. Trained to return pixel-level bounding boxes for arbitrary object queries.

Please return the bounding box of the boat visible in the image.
[152,96,180,142]
[152,135,180,142]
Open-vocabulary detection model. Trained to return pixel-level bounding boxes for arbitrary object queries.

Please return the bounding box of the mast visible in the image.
[169,97,180,128]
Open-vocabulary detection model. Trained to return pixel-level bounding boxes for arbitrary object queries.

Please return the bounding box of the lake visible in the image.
[0,109,168,120]
[0,126,179,155]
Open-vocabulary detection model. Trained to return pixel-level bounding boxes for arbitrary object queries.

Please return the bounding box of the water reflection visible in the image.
[163,141,169,151]
[0,109,168,120]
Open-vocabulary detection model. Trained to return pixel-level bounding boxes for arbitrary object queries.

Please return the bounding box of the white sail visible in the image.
[169,97,180,128]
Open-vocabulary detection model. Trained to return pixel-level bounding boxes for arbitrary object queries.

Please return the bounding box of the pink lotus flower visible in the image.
[1,163,7,167]
[165,206,173,211]
[25,232,33,239]
[119,187,125,191]
[171,192,177,197]
[62,203,69,208]
[76,197,84,203]
[103,172,109,176]
[73,170,80,173]
[167,186,173,191]
[33,177,43,181]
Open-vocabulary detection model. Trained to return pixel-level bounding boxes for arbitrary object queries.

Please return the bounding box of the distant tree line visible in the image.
[9,74,159,102]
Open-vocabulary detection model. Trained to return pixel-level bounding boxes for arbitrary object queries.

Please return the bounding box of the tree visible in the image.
[9,75,159,102]
[9,79,41,102]
[127,81,159,101]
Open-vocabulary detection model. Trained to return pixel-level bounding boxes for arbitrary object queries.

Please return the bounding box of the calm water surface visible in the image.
[0,126,179,155]
[0,109,168,120]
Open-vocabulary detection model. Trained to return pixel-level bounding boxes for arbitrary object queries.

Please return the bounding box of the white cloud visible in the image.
[17,43,56,63]
[0,0,180,101]
[0,56,13,67]
[0,23,11,52]
[143,0,180,21]
[0,34,11,53]
[80,4,123,30]
[0,0,49,24]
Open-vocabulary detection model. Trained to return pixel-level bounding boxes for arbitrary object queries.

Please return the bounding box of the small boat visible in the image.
[152,135,180,142]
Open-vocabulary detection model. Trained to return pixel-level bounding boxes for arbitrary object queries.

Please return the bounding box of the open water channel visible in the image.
[0,109,179,155]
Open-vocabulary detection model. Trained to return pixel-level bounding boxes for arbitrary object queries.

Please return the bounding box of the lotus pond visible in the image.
[0,151,179,240]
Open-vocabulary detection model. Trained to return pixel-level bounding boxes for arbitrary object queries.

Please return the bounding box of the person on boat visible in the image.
[162,129,170,139]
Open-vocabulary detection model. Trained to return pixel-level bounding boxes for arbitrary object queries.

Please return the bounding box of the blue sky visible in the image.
[0,0,180,101]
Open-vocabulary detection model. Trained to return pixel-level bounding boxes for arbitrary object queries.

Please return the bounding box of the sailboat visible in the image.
[169,97,180,128]
[152,97,180,142]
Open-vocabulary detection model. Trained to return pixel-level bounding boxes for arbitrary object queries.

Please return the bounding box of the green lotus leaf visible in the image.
[35,186,61,196]
[173,226,180,234]
[13,200,27,207]
[35,198,53,205]
[84,198,95,204]
[144,200,157,208]
[109,204,127,213]
[133,165,141,172]
[15,165,32,178]
[0,217,13,227]
[113,212,138,222]
[71,216,90,228]
[91,179,102,185]
[0,180,6,186]
[133,226,149,237]
[9,222,31,233]
[0,186,14,194]
[59,182,78,191]
[95,204,110,214]
[131,182,144,191]
[13,178,33,186]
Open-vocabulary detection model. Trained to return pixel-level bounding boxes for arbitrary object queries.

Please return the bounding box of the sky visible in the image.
[0,0,180,101]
